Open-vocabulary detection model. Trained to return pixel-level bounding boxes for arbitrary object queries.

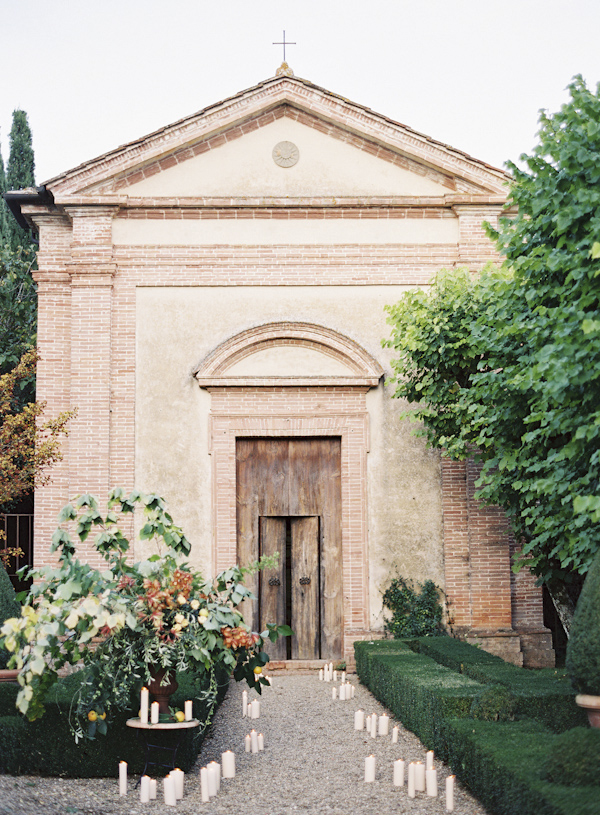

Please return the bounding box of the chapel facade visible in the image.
[8,68,554,666]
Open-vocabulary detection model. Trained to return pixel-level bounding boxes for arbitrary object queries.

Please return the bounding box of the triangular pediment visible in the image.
[44,75,509,202]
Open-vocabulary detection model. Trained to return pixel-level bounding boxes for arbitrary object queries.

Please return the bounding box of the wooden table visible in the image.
[126,718,200,778]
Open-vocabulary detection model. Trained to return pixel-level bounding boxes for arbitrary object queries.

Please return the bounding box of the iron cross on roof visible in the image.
[273,30,296,63]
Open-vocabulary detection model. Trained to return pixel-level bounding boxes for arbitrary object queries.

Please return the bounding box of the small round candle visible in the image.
[408,762,416,798]
[163,774,176,806]
[200,767,210,802]
[426,767,438,797]
[393,758,405,787]
[140,774,151,803]
[446,775,455,812]
[222,751,236,778]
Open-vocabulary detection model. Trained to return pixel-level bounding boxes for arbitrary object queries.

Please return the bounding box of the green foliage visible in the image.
[355,639,597,815]
[6,110,35,253]
[566,548,600,694]
[0,245,36,385]
[0,140,8,246]
[382,576,445,637]
[543,727,600,787]
[414,636,585,732]
[0,565,20,669]
[470,683,518,722]
[0,666,228,776]
[384,77,600,595]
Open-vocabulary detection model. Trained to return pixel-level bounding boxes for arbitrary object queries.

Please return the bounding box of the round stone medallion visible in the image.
[272,141,299,168]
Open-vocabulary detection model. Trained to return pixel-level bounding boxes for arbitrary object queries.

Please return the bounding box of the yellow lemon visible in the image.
[99,712,107,720]
[253,666,263,675]
[87,710,98,722]
[175,711,185,722]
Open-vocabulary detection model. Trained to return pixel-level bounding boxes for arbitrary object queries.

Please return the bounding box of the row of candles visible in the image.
[241,690,261,719]
[138,687,194,725]
[363,754,455,809]
[119,750,239,804]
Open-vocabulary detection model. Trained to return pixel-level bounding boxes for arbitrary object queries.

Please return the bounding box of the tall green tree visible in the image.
[0,138,9,246]
[384,76,600,634]
[6,110,35,252]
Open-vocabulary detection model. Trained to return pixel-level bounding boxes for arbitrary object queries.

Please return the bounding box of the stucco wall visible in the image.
[136,284,443,627]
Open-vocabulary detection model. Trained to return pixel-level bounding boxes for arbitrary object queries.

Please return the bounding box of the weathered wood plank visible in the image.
[291,515,320,659]
[259,516,287,660]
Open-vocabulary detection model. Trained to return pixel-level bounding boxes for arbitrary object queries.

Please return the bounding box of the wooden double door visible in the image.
[236,438,342,660]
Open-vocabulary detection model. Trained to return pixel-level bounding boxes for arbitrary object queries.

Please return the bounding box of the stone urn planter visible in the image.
[147,667,179,716]
[575,694,600,729]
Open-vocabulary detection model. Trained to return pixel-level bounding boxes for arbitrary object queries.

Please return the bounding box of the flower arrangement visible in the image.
[0,489,290,741]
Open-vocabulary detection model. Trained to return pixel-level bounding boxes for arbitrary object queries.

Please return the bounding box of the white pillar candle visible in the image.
[408,763,416,798]
[184,700,193,721]
[247,702,252,717]
[200,767,210,802]
[378,714,389,736]
[150,701,159,724]
[171,768,184,799]
[332,686,337,700]
[354,709,364,730]
[365,714,371,731]
[251,699,260,719]
[351,684,355,698]
[149,778,157,800]
[319,668,324,681]
[370,713,377,738]
[251,729,259,753]
[208,761,221,791]
[341,671,346,683]
[245,734,251,752]
[426,750,435,770]
[258,733,264,751]
[140,687,149,725]
[140,774,151,803]
[222,751,236,778]
[119,761,127,796]
[242,690,248,717]
[329,661,333,673]
[446,775,455,812]
[364,755,376,782]
[163,774,176,806]
[206,765,218,798]
[393,759,405,787]
[414,761,426,792]
[426,768,438,797]
[392,725,399,744]
[339,684,346,701]
[333,670,337,682]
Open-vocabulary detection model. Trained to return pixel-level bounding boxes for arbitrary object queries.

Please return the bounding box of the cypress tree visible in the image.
[6,110,35,251]
[0,138,8,246]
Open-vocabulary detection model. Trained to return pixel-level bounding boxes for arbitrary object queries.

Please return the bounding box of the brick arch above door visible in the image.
[195,322,383,658]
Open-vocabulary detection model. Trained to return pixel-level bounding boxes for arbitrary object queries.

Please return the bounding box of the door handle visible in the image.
[299,576,311,585]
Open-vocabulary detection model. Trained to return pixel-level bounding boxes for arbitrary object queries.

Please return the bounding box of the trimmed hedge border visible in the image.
[412,637,586,732]
[355,638,597,815]
[0,667,229,777]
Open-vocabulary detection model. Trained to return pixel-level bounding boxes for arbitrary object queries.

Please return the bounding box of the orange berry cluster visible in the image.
[220,627,260,650]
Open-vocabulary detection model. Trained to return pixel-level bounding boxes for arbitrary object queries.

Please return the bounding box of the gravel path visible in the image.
[0,674,490,815]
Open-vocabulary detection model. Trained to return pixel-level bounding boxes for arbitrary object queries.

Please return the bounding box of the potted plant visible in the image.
[566,547,600,727]
[0,489,290,741]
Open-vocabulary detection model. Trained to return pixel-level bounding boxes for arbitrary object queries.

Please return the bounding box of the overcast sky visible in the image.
[1,0,600,184]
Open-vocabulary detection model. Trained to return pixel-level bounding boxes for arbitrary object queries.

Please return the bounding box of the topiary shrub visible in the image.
[566,548,600,695]
[382,576,445,638]
[0,566,20,670]
[542,727,600,786]
[470,683,518,722]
